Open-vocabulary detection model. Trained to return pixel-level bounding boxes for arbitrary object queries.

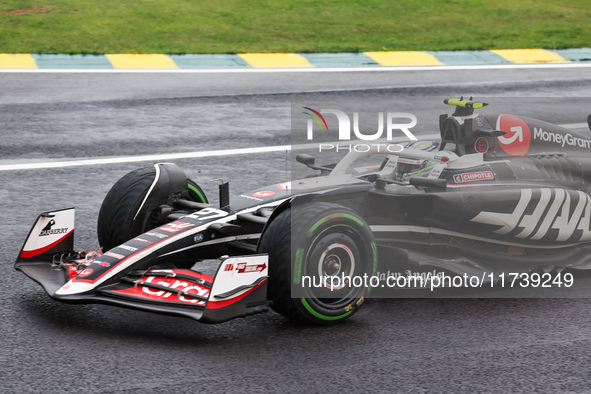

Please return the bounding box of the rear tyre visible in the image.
[258,202,377,324]
[97,166,207,251]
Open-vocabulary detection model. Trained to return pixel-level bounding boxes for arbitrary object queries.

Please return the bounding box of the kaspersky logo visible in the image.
[303,107,418,141]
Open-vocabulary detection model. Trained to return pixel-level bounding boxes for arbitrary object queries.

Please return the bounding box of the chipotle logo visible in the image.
[453,171,494,183]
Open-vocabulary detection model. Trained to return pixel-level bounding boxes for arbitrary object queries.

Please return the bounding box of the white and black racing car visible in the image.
[16,99,591,324]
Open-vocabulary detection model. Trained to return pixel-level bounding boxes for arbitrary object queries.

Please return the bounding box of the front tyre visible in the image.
[97,164,207,251]
[258,202,377,324]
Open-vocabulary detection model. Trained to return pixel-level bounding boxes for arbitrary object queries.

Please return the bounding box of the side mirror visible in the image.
[296,154,316,166]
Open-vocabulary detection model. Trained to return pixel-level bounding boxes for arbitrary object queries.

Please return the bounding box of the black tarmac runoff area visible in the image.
[2,67,591,393]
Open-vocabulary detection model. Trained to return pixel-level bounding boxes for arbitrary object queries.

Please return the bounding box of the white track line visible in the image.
[1,63,591,74]
[1,121,588,172]
[0,134,440,172]
[0,144,287,171]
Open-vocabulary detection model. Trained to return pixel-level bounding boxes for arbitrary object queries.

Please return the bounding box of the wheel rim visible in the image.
[301,223,369,312]
[317,242,356,291]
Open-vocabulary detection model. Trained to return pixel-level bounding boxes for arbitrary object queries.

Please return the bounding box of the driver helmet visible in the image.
[395,141,440,181]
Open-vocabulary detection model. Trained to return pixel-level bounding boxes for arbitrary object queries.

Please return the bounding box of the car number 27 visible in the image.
[186,207,228,221]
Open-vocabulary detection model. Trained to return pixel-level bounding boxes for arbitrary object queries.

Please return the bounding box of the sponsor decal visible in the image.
[252,190,275,198]
[140,274,209,305]
[160,221,194,233]
[453,171,494,183]
[471,188,591,242]
[376,156,399,177]
[93,261,111,268]
[39,219,68,237]
[224,263,234,272]
[104,251,125,260]
[427,163,446,179]
[533,127,591,149]
[134,237,153,245]
[111,270,213,305]
[194,233,204,243]
[118,245,138,252]
[474,137,489,153]
[236,262,267,274]
[433,155,449,162]
[145,231,168,239]
[79,268,93,277]
[21,209,75,259]
[496,114,531,156]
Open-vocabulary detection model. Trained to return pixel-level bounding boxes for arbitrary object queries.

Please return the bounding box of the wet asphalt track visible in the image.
[2,67,591,393]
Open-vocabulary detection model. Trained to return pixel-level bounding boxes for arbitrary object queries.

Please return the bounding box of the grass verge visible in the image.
[0,0,590,53]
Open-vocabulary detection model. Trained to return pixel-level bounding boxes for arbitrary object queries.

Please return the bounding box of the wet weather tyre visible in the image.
[258,202,377,324]
[187,179,208,205]
[97,166,207,251]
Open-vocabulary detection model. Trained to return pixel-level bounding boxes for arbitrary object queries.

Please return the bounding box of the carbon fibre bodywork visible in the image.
[15,100,591,323]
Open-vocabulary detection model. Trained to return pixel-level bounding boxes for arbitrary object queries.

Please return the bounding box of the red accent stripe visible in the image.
[206,278,267,309]
[20,230,73,258]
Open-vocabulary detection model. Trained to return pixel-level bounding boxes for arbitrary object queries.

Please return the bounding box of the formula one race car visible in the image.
[16,98,591,324]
